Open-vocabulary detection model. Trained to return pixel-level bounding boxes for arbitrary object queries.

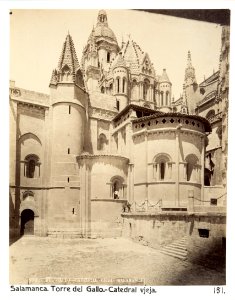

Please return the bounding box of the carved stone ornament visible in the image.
[11,88,21,97]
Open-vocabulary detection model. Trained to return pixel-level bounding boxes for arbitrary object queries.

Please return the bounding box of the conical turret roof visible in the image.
[50,33,82,86]
[112,52,126,69]
[57,33,80,73]
[120,37,145,73]
[159,69,171,83]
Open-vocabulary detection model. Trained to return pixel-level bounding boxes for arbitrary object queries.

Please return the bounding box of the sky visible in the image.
[10,9,222,99]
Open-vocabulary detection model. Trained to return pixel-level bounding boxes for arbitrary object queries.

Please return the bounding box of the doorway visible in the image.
[20,209,34,235]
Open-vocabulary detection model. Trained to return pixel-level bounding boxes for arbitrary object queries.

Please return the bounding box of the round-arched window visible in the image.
[25,154,40,178]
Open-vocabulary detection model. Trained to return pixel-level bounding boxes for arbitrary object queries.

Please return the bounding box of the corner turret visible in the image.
[158,68,172,112]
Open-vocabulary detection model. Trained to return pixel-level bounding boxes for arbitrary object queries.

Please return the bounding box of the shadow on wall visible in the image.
[9,191,21,245]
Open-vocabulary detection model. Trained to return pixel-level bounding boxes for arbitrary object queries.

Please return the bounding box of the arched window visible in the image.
[116,99,120,111]
[25,154,40,178]
[116,77,120,93]
[61,65,71,81]
[166,91,169,106]
[97,133,108,151]
[109,83,113,94]
[107,52,110,63]
[160,92,164,106]
[153,153,172,181]
[204,153,215,186]
[131,79,138,100]
[143,79,150,100]
[160,162,165,180]
[185,154,199,182]
[206,110,215,122]
[122,78,126,93]
[110,176,126,199]
[22,191,34,201]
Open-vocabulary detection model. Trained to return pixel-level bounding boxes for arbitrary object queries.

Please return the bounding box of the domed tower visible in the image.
[112,52,129,111]
[158,68,172,112]
[48,33,88,232]
[81,10,119,92]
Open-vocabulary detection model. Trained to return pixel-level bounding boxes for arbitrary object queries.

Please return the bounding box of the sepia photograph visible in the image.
[9,8,229,287]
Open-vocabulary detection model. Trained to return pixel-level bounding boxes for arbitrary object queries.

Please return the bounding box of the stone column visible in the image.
[41,107,51,236]
[128,163,134,204]
[188,190,194,212]
[144,130,148,202]
[201,136,205,201]
[117,130,121,154]
[175,125,182,206]
[139,82,143,100]
[79,158,91,237]
[168,162,172,179]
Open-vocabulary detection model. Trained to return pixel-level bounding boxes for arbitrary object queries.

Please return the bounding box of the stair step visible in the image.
[170,243,186,248]
[160,236,188,260]
[165,244,187,251]
[160,250,187,260]
[161,246,188,255]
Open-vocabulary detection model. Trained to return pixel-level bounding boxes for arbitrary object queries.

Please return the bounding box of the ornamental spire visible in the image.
[184,50,197,87]
[187,50,192,67]
[57,33,80,73]
[50,33,82,86]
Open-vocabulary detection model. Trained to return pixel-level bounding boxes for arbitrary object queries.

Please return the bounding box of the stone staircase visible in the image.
[160,236,188,260]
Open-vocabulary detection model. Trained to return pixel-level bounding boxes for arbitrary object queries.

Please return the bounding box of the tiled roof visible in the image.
[112,104,160,122]
[57,34,80,74]
[121,39,145,73]
[159,69,171,83]
[50,33,81,85]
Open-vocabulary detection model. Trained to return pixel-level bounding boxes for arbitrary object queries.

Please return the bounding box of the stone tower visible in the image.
[112,52,129,111]
[183,51,199,114]
[48,33,88,234]
[158,68,172,112]
[81,10,119,92]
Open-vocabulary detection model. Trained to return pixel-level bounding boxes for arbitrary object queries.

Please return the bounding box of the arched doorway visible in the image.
[20,209,34,235]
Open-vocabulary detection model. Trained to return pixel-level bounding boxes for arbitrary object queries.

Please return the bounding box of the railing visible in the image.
[193,193,227,207]
[126,199,162,213]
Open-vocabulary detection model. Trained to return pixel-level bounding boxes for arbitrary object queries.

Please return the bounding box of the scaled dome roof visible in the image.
[89,10,118,43]
[93,25,117,42]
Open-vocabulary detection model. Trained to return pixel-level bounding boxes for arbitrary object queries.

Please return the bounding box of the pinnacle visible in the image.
[185,50,196,84]
[50,33,82,86]
[57,33,80,74]
[159,68,171,83]
[187,50,192,67]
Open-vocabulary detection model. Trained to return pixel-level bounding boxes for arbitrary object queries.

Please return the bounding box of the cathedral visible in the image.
[9,10,228,248]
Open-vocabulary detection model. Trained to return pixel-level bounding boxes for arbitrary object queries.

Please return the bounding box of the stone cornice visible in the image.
[132,127,205,139]
[16,100,48,110]
[77,153,129,163]
[89,106,117,121]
